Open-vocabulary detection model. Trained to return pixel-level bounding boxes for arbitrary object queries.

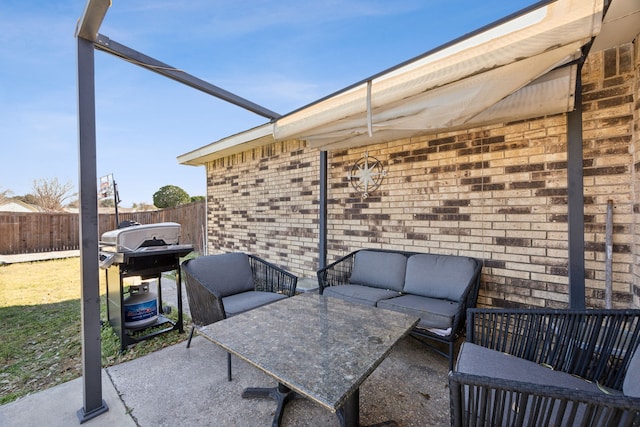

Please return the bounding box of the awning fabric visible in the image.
[273,0,604,151]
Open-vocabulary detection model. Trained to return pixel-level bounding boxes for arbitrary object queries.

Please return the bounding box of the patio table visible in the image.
[199,292,419,427]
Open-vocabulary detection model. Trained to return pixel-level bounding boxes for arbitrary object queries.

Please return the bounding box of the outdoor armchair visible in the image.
[449,308,640,426]
[182,252,297,380]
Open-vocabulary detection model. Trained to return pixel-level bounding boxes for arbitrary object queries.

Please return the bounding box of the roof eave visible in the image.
[177,123,274,166]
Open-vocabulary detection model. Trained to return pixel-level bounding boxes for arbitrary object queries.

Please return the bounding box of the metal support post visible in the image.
[319,151,328,269]
[567,61,586,310]
[76,35,109,423]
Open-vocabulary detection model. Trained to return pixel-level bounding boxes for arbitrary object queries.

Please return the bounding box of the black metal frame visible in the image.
[241,383,303,427]
[316,248,482,370]
[449,308,640,426]
[182,253,298,380]
[104,247,191,353]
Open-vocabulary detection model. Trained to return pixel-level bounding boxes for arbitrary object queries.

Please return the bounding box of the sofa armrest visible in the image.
[317,251,358,293]
[447,258,482,338]
[449,370,640,427]
[466,308,640,389]
[248,254,298,296]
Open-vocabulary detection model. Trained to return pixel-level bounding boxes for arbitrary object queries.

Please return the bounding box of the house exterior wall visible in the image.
[204,42,638,309]
[205,140,320,275]
[580,42,636,308]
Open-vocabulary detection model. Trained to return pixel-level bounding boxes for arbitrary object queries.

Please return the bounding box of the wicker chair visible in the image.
[449,308,640,426]
[182,253,297,380]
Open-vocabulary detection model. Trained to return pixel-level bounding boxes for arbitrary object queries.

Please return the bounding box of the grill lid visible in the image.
[100,222,181,253]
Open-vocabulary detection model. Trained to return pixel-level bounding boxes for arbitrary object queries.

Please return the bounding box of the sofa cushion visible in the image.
[349,250,407,292]
[623,345,640,397]
[222,291,287,317]
[323,284,400,307]
[377,294,458,331]
[187,253,254,297]
[403,254,477,301]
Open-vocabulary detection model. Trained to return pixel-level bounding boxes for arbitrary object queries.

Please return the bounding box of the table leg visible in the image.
[241,383,298,427]
[337,389,400,427]
[337,388,359,427]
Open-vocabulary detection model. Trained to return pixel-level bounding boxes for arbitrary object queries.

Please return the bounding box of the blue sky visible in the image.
[0,0,537,207]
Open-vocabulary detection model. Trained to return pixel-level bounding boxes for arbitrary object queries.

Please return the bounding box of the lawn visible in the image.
[0,257,189,405]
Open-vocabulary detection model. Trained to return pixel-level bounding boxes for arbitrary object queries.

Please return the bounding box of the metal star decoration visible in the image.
[346,152,387,198]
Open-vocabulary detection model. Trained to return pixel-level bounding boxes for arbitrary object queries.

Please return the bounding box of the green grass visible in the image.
[0,258,191,405]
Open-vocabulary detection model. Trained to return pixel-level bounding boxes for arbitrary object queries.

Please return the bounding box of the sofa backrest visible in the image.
[403,254,478,301]
[349,250,407,292]
[184,252,254,297]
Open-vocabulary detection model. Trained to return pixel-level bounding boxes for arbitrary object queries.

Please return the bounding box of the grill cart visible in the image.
[100,222,193,352]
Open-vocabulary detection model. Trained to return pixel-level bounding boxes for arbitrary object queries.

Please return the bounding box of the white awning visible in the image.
[273,0,604,151]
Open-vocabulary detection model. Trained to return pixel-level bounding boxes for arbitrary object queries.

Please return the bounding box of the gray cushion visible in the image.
[186,253,254,297]
[222,291,286,317]
[623,345,640,397]
[456,342,617,424]
[323,285,400,307]
[403,254,477,301]
[456,342,600,393]
[377,294,458,330]
[349,251,407,292]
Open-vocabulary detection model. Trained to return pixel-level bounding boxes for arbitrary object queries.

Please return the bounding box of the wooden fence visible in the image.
[0,201,206,255]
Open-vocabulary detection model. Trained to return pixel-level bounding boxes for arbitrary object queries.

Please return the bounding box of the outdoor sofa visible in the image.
[317,248,482,370]
[450,308,640,426]
[181,252,298,380]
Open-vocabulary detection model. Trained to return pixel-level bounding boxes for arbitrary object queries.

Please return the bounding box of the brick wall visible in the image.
[206,140,320,274]
[205,42,638,309]
[581,43,636,308]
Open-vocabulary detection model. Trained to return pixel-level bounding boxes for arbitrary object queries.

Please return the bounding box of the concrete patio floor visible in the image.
[0,333,451,427]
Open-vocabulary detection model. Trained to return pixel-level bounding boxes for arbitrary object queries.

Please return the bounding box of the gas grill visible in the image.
[100,222,193,352]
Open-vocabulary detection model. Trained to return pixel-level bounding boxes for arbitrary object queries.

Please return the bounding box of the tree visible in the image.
[132,202,155,211]
[190,195,205,203]
[14,193,37,205]
[31,178,76,212]
[152,185,190,208]
[99,198,115,208]
[0,186,11,204]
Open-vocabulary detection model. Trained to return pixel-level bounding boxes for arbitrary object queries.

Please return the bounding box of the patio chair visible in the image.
[182,252,297,380]
[449,308,640,426]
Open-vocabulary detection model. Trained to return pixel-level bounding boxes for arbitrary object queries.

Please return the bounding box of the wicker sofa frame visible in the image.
[182,253,297,380]
[317,249,482,370]
[449,308,640,426]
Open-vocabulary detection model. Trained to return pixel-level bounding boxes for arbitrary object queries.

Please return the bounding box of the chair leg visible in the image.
[227,352,232,382]
[186,325,196,348]
[449,341,454,372]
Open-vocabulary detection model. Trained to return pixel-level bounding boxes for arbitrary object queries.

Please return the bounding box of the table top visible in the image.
[200,293,419,412]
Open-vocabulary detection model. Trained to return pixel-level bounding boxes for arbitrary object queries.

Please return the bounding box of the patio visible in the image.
[0,272,451,426]
[120,333,450,426]
[0,332,451,427]
[70,0,640,422]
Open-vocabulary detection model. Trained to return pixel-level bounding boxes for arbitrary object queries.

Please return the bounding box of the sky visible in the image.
[0,0,538,207]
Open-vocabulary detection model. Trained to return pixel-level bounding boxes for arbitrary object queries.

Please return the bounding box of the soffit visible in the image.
[177,124,274,166]
[591,0,640,52]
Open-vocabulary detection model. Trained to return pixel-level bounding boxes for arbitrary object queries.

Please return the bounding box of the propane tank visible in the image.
[123,282,158,329]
